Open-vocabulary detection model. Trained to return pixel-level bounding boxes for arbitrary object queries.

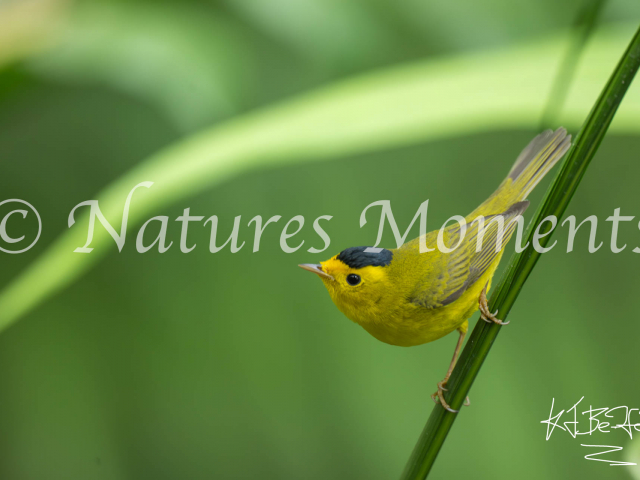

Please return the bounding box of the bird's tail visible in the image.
[505,127,572,201]
[467,128,571,220]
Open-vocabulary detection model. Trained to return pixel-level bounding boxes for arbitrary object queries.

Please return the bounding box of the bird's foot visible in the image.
[479,284,509,325]
[430,381,470,413]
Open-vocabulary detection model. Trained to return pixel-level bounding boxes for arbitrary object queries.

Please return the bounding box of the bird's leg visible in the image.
[431,328,470,413]
[479,283,509,325]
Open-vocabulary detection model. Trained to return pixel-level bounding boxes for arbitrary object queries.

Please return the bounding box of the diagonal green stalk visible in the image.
[400,23,640,480]
[539,0,606,129]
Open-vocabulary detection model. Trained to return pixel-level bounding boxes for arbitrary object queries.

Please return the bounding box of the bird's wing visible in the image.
[410,201,529,308]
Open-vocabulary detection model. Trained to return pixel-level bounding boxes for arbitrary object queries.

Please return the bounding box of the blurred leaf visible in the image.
[1,21,640,335]
[219,0,406,73]
[627,437,640,478]
[0,0,70,67]
[393,0,579,51]
[25,2,262,130]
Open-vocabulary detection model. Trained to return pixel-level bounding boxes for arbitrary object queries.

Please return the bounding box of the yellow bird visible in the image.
[299,128,571,412]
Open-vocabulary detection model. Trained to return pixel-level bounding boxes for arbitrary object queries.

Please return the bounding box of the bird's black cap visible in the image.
[336,246,393,269]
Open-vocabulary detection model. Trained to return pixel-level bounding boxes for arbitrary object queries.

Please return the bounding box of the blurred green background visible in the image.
[2,0,640,478]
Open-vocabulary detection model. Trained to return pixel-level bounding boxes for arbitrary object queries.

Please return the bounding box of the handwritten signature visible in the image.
[541,397,639,466]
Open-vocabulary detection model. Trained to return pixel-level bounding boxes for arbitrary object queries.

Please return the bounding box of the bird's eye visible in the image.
[346,274,361,286]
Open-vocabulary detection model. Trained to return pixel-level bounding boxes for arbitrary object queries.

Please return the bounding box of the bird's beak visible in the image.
[298,263,334,280]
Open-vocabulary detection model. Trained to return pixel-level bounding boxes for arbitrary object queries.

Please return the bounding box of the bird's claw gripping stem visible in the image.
[431,381,470,413]
[479,284,509,325]
[432,283,507,412]
[430,327,470,413]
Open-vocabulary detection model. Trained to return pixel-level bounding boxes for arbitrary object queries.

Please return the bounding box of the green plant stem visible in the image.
[539,0,606,129]
[400,22,640,480]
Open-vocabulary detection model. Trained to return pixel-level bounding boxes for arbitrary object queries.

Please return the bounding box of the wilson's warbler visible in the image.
[300,128,571,412]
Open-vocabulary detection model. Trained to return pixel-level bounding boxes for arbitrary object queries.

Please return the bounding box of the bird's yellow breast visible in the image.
[322,242,501,347]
